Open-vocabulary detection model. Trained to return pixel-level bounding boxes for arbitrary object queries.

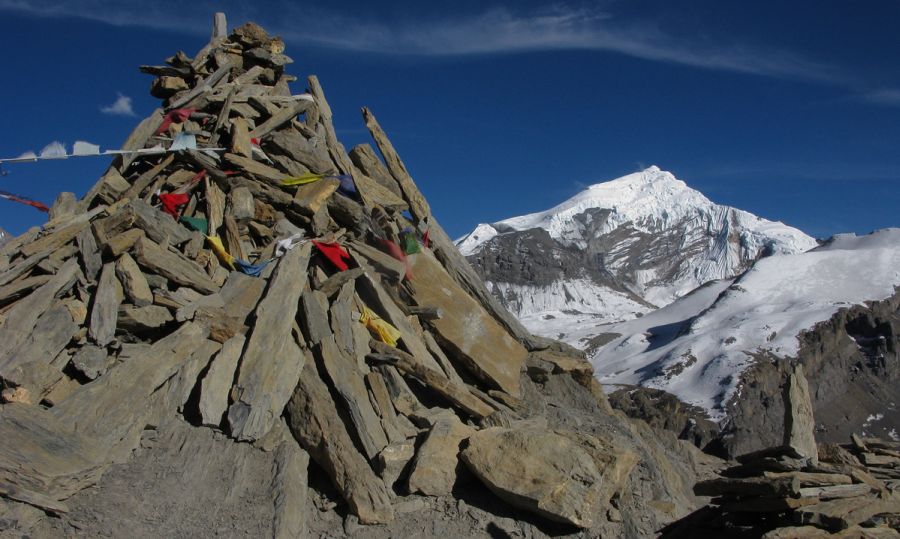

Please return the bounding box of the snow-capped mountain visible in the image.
[459,166,817,332]
[592,228,900,422]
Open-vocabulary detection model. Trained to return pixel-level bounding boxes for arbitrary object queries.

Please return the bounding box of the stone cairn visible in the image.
[0,14,625,533]
[663,364,900,538]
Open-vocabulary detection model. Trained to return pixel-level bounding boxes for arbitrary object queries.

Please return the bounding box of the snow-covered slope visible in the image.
[592,228,900,422]
[460,166,816,328]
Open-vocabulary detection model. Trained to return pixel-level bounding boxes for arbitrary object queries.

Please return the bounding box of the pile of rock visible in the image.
[0,14,640,534]
[663,366,900,538]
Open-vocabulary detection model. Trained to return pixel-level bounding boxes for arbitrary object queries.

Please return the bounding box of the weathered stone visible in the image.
[763,471,853,486]
[117,305,174,332]
[52,323,210,464]
[228,243,311,441]
[19,220,89,259]
[299,289,331,345]
[0,275,51,308]
[407,414,474,496]
[272,435,310,539]
[348,240,405,282]
[376,440,415,490]
[75,227,103,282]
[368,340,495,419]
[230,116,253,158]
[694,476,801,497]
[199,333,245,427]
[317,335,388,461]
[0,260,79,376]
[228,186,255,221]
[285,360,394,524]
[461,427,605,529]
[266,128,336,175]
[115,253,153,307]
[224,153,285,185]
[348,144,402,196]
[798,483,872,500]
[247,99,314,140]
[206,176,226,234]
[408,250,526,397]
[151,75,189,98]
[784,363,818,465]
[132,236,218,294]
[102,228,145,257]
[49,192,78,221]
[292,177,339,216]
[70,346,108,380]
[795,496,900,531]
[89,263,123,346]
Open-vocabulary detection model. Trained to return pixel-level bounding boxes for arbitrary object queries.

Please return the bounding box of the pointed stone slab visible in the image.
[132,236,218,294]
[361,107,430,221]
[408,249,526,397]
[199,334,246,427]
[285,361,394,524]
[299,289,331,345]
[88,262,122,346]
[407,414,474,496]
[349,143,403,197]
[76,227,102,282]
[228,242,311,441]
[308,76,353,175]
[784,363,818,465]
[115,253,153,307]
[316,335,388,461]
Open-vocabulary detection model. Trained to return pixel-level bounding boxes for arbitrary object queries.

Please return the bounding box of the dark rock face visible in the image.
[466,225,650,313]
[719,290,900,458]
[466,205,780,316]
[608,386,720,453]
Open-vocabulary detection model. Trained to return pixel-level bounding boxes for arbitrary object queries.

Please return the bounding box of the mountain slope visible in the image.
[593,228,900,422]
[460,166,817,332]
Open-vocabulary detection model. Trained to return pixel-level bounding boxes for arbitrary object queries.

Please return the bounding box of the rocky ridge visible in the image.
[0,15,718,538]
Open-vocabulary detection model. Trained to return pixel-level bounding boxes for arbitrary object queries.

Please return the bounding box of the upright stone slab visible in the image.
[407,414,474,496]
[783,363,818,466]
[228,243,311,441]
[408,249,526,397]
[89,263,122,346]
[285,361,394,524]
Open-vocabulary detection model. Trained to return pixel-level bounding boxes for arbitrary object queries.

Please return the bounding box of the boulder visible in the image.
[461,427,606,528]
[407,414,474,496]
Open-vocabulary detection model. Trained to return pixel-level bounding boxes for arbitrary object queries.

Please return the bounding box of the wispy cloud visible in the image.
[0,0,883,92]
[858,89,900,107]
[100,93,136,117]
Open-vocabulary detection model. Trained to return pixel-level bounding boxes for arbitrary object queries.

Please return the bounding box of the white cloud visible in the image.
[100,93,136,117]
[0,1,871,88]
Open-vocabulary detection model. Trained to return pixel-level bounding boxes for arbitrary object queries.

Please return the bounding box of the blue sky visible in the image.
[0,1,898,240]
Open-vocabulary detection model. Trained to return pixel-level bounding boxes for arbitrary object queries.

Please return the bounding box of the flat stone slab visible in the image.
[408,250,526,397]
